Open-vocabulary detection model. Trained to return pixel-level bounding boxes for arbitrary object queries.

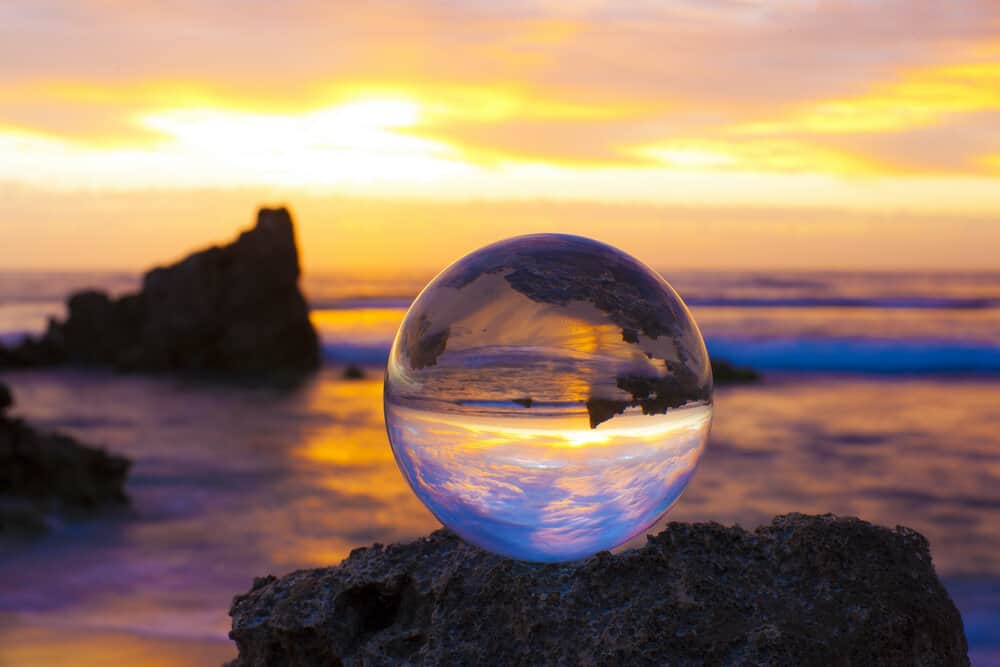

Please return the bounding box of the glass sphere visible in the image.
[384,234,713,561]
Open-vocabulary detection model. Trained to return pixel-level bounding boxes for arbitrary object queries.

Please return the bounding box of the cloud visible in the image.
[0,0,998,198]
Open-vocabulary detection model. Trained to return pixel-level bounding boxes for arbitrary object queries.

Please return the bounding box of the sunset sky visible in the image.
[1,1,998,271]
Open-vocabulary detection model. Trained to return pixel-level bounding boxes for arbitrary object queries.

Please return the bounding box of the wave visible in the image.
[321,342,394,366]
[7,293,999,312]
[706,337,1000,374]
[308,294,999,312]
[310,296,415,311]
[684,296,998,310]
[321,336,1000,375]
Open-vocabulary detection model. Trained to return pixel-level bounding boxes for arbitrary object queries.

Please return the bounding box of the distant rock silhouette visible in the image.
[711,358,761,383]
[0,382,130,536]
[342,365,366,380]
[0,208,320,375]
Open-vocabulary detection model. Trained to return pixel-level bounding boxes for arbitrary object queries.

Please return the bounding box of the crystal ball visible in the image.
[384,234,713,561]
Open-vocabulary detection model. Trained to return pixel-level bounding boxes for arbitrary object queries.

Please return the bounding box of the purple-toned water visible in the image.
[1,269,998,665]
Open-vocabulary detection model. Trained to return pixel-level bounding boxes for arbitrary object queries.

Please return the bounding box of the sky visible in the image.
[1,0,998,272]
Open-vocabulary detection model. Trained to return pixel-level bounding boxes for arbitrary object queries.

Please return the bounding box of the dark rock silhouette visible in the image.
[586,359,753,429]
[0,335,66,368]
[227,514,967,666]
[439,234,688,342]
[0,382,130,536]
[342,365,366,380]
[585,397,628,429]
[0,383,11,413]
[712,358,762,383]
[400,315,449,370]
[0,207,320,375]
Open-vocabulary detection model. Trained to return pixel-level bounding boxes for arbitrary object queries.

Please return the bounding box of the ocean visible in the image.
[0,269,998,665]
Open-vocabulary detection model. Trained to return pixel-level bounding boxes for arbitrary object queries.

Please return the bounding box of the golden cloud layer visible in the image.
[0,1,997,206]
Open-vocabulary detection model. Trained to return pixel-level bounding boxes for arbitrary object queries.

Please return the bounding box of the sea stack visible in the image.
[228,514,967,666]
[0,207,320,375]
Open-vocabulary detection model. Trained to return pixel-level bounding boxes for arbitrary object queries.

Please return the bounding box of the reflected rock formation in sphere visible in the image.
[384,234,713,561]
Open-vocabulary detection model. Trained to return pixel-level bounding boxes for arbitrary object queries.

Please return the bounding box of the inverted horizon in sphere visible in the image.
[384,233,713,561]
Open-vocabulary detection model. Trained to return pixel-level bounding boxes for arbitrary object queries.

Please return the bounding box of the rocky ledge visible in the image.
[0,382,130,535]
[0,207,319,375]
[228,514,967,666]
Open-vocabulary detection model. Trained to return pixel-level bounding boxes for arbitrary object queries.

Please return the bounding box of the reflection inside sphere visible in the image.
[384,234,713,561]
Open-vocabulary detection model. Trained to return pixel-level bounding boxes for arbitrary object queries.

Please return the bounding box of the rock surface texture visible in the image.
[228,514,967,666]
[0,382,130,535]
[0,207,319,375]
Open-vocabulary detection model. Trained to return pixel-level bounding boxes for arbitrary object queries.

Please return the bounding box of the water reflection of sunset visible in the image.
[292,377,437,565]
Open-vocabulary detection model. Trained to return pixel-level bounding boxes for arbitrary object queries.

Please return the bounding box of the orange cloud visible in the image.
[0,0,996,207]
[738,60,1000,135]
[634,139,879,175]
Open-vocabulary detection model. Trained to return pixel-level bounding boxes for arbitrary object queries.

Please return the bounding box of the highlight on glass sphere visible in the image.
[384,234,713,562]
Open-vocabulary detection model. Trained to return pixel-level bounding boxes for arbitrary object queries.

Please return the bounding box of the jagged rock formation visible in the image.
[0,382,130,535]
[227,514,967,666]
[0,208,319,375]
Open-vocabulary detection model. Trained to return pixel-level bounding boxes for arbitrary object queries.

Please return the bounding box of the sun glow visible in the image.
[134,98,471,187]
[1,1,999,272]
[0,95,478,190]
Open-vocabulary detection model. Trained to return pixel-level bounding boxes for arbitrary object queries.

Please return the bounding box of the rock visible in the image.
[0,499,50,537]
[0,416,130,510]
[228,514,967,666]
[0,383,11,413]
[0,384,130,534]
[400,314,449,370]
[0,334,67,368]
[585,397,628,429]
[342,365,366,380]
[439,235,689,342]
[0,207,320,375]
[712,359,762,384]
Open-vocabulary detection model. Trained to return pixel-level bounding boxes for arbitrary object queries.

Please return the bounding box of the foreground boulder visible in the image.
[228,514,967,666]
[0,382,130,535]
[0,207,319,375]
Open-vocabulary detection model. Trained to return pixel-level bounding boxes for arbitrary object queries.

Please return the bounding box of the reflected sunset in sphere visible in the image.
[384,234,713,561]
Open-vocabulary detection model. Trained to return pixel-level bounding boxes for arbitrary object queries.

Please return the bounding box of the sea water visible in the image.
[0,267,998,663]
